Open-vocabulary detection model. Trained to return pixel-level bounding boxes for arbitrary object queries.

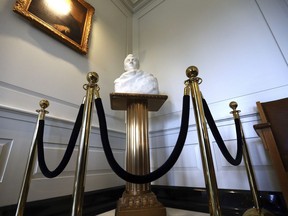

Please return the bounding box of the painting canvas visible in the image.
[13,0,95,54]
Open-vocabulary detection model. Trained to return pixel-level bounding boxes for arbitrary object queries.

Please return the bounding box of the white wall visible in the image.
[0,0,132,128]
[133,0,288,119]
[0,108,126,206]
[132,0,288,191]
[0,0,131,206]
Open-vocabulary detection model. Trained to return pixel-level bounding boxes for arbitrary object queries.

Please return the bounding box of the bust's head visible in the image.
[124,54,139,72]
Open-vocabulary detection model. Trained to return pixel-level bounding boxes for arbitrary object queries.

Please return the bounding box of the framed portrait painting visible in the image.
[13,0,95,55]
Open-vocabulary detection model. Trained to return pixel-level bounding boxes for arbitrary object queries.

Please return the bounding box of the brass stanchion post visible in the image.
[186,66,222,216]
[15,100,49,216]
[229,102,274,216]
[71,72,99,216]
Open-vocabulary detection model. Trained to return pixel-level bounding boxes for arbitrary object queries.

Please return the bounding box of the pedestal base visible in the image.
[242,208,275,216]
[115,191,166,216]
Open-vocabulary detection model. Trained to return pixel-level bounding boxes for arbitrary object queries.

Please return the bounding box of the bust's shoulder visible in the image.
[118,71,136,79]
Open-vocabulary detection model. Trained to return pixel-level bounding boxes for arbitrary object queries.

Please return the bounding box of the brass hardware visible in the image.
[110,93,167,216]
[36,99,49,120]
[15,100,49,216]
[229,101,240,119]
[94,85,100,99]
[229,102,274,216]
[71,72,99,216]
[186,66,202,84]
[184,80,190,96]
[84,72,100,98]
[186,66,222,216]
[87,71,99,84]
[186,65,199,78]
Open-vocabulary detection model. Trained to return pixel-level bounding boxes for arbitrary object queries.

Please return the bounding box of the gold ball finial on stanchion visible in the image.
[229,101,240,119]
[37,99,49,119]
[186,66,199,78]
[86,72,99,84]
[39,99,49,110]
[85,72,100,98]
[229,101,238,111]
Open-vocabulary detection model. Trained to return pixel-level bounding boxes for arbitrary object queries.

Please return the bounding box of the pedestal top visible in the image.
[110,93,168,111]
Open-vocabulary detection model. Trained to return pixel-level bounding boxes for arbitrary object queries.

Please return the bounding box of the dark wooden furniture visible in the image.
[254,98,288,207]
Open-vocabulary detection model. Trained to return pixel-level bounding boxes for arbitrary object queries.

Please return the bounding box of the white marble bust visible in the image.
[114,54,159,94]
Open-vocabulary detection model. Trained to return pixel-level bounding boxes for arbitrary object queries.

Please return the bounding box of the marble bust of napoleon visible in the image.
[114,54,159,94]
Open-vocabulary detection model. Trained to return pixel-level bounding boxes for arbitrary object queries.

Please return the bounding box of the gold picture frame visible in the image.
[13,0,95,55]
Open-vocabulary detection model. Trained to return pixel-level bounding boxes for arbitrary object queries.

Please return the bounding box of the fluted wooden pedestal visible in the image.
[110,93,168,216]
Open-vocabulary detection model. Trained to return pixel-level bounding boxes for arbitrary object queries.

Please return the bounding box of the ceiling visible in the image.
[118,0,154,13]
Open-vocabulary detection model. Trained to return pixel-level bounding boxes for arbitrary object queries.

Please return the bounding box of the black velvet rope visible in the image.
[95,95,190,184]
[202,98,243,166]
[36,104,84,178]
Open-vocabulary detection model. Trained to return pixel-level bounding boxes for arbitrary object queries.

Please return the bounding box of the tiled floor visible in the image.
[97,208,209,216]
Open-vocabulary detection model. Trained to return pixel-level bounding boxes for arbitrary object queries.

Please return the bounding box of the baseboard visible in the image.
[0,186,124,216]
[152,185,288,216]
[0,185,287,216]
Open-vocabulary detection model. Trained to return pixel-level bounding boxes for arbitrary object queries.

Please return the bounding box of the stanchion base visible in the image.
[242,208,275,216]
[115,191,166,216]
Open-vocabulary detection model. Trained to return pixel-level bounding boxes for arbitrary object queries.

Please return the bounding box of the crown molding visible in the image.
[118,0,154,13]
